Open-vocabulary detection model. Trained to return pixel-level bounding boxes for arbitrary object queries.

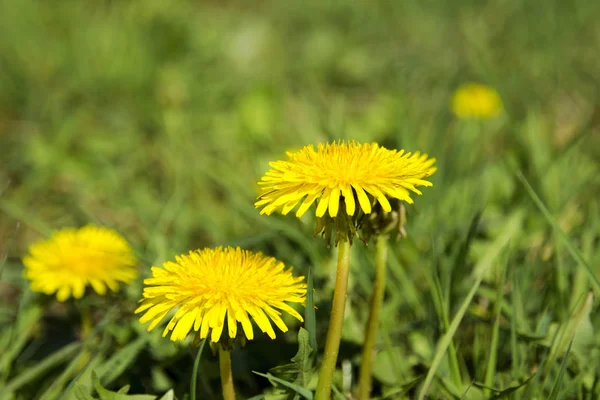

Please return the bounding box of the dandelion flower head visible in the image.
[451,83,502,119]
[136,247,306,343]
[255,140,437,219]
[22,225,137,302]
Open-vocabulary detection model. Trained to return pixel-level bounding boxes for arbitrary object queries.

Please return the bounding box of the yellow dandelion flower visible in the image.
[135,247,306,343]
[255,140,437,219]
[22,225,137,302]
[451,83,503,119]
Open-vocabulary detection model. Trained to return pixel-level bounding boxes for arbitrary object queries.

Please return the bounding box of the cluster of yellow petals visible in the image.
[255,141,437,219]
[451,83,503,119]
[22,225,137,302]
[135,247,306,343]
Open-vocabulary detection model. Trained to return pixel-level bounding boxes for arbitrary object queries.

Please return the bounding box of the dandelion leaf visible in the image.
[266,328,313,399]
[254,371,313,400]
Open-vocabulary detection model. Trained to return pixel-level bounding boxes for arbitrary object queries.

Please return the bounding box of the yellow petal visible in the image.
[57,286,70,302]
[295,191,321,218]
[352,184,371,214]
[193,309,204,331]
[227,306,237,338]
[211,320,224,342]
[341,185,355,216]
[316,188,332,217]
[281,198,302,215]
[139,301,174,323]
[237,308,254,340]
[90,279,107,295]
[171,309,197,341]
[248,305,276,339]
[73,279,86,299]
[328,187,341,217]
[200,310,211,339]
[147,310,170,331]
[262,305,288,333]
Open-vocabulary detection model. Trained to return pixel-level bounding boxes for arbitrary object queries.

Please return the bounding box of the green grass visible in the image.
[1,0,600,398]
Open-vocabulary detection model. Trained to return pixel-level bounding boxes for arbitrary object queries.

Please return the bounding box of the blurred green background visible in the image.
[1,0,600,399]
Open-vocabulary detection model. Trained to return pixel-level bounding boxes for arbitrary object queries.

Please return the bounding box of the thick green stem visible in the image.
[357,235,388,400]
[315,240,351,400]
[219,347,236,400]
[78,306,93,371]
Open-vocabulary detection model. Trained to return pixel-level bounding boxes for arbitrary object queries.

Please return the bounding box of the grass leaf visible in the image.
[548,340,573,400]
[484,245,510,391]
[417,210,523,400]
[190,338,207,400]
[516,170,600,294]
[0,341,81,396]
[304,268,317,360]
[92,371,157,400]
[253,371,313,400]
[96,336,147,387]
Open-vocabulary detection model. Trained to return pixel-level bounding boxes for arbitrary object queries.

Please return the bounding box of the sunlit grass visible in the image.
[0,0,599,399]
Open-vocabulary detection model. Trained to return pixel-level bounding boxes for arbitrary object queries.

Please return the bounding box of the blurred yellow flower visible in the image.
[255,140,437,218]
[451,83,503,119]
[136,247,306,343]
[22,225,137,302]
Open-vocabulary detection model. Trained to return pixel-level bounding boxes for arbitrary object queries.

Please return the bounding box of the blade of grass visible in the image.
[510,262,521,398]
[331,384,346,400]
[381,375,424,399]
[516,170,600,295]
[253,371,313,399]
[569,225,596,311]
[484,246,510,392]
[39,310,115,400]
[190,338,207,400]
[387,249,425,318]
[0,221,19,280]
[157,389,175,400]
[63,353,104,399]
[472,373,536,398]
[417,210,523,400]
[92,371,156,399]
[521,349,548,400]
[543,292,593,384]
[96,336,148,386]
[0,303,42,381]
[380,321,405,384]
[38,346,91,400]
[0,198,53,236]
[0,342,81,395]
[304,267,317,359]
[548,340,573,400]
[429,268,462,388]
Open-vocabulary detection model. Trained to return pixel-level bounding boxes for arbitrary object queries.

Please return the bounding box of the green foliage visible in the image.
[268,328,314,399]
[1,0,600,398]
[190,338,207,400]
[72,372,158,400]
[304,269,318,360]
[255,371,313,400]
[96,337,148,387]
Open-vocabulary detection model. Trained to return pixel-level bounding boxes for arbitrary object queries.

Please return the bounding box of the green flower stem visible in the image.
[80,306,93,340]
[78,306,93,371]
[315,240,351,400]
[357,235,388,400]
[219,347,236,400]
